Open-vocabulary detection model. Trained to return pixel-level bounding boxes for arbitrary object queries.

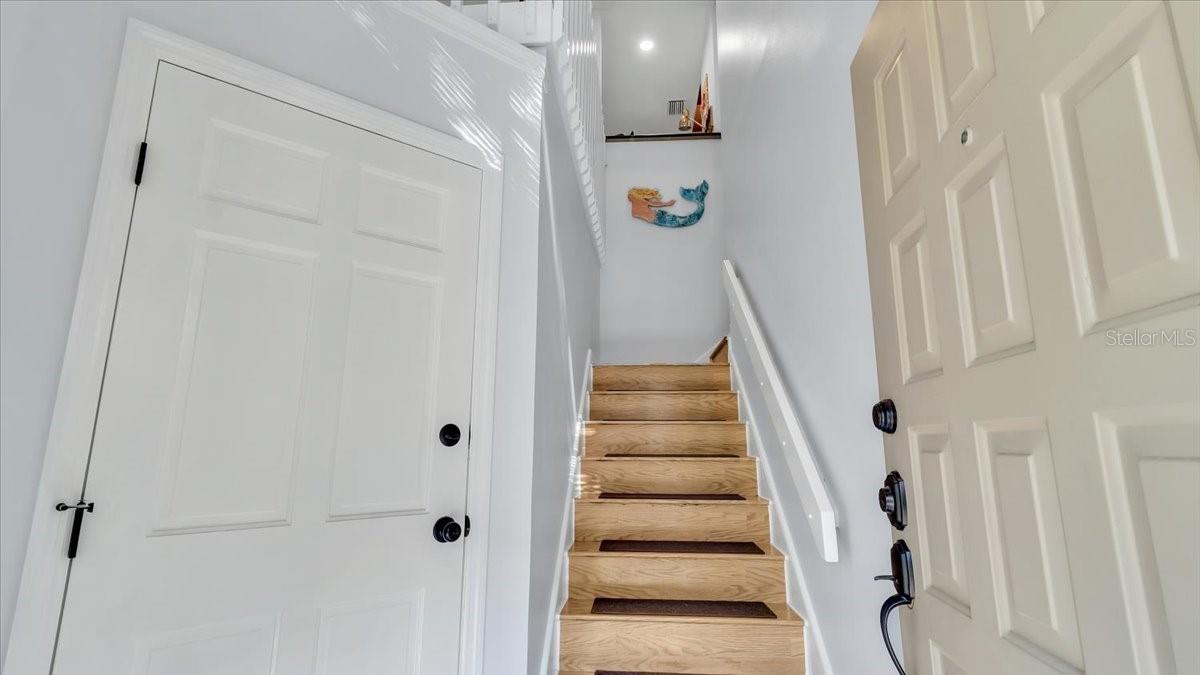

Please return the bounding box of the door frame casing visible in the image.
[5,19,506,674]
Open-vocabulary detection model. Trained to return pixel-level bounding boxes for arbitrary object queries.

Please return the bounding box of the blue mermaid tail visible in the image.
[652,180,709,228]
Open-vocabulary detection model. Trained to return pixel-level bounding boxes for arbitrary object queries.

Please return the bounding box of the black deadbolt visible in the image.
[439,423,461,447]
[433,516,462,543]
[872,399,898,434]
[879,471,908,530]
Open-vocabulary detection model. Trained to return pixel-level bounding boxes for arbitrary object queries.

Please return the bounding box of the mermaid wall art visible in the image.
[626,180,709,228]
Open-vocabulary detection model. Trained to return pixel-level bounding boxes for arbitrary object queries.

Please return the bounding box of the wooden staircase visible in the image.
[559,359,805,674]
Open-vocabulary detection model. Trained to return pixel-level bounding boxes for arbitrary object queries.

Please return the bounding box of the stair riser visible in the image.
[569,554,786,603]
[590,392,738,421]
[593,365,731,391]
[581,459,758,497]
[574,501,770,542]
[585,422,746,456]
[560,618,804,673]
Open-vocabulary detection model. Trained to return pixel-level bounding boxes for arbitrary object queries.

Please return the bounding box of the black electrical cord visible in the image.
[880,593,913,675]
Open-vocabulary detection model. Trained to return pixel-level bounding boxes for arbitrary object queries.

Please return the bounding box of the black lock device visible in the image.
[874,539,914,675]
[879,471,908,530]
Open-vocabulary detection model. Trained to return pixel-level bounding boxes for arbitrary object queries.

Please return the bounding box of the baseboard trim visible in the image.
[538,481,575,675]
[694,335,727,363]
[537,349,592,674]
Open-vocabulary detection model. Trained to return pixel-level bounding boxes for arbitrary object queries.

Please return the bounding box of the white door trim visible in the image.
[4,19,507,675]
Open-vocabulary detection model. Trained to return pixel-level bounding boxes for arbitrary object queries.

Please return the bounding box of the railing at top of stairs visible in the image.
[447,0,607,263]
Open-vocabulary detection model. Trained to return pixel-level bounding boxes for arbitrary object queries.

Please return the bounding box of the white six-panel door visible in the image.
[853,1,1199,674]
[52,62,482,674]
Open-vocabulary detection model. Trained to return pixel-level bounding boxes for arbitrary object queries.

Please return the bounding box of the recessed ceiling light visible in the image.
[639,39,655,52]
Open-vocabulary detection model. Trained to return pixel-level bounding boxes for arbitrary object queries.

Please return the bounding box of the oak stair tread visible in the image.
[574,498,770,543]
[584,422,748,452]
[594,364,733,392]
[590,391,740,422]
[581,456,759,497]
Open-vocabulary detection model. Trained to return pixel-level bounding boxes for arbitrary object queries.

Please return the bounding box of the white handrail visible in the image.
[722,260,839,562]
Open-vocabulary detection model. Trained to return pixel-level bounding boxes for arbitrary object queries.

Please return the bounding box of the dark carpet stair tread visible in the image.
[591,597,776,619]
[597,667,724,672]
[603,453,740,458]
[597,492,745,501]
[598,540,764,554]
[590,667,720,672]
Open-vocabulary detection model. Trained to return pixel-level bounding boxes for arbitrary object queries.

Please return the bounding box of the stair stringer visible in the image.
[538,349,592,675]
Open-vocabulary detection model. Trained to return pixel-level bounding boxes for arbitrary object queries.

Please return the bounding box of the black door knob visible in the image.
[872,399,898,434]
[433,516,462,543]
[439,423,461,447]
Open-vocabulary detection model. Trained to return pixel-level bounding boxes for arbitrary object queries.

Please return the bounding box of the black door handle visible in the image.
[433,516,463,543]
[55,500,95,559]
[879,593,913,675]
[439,424,462,447]
[875,540,913,675]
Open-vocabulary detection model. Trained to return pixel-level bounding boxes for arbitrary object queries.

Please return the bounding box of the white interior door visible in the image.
[52,62,482,674]
[853,1,1199,674]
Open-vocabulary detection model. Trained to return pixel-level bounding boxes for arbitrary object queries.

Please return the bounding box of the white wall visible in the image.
[598,139,726,363]
[0,3,543,671]
[526,79,602,675]
[714,1,895,674]
[594,0,713,136]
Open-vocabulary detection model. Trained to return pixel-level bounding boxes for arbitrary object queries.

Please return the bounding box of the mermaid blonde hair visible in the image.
[627,187,663,201]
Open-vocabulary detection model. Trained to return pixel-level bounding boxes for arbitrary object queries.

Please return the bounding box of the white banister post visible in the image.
[485,0,499,29]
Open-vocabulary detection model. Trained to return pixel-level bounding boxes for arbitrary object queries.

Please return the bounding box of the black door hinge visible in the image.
[134,142,148,185]
[55,500,95,559]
